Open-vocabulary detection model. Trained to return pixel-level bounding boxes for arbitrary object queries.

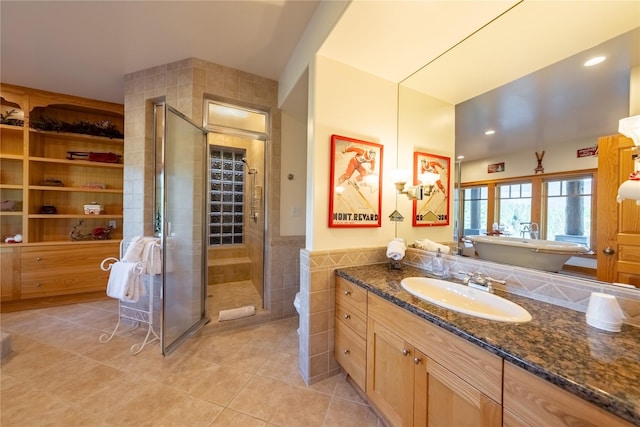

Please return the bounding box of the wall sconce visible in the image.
[392,169,440,200]
[617,115,640,205]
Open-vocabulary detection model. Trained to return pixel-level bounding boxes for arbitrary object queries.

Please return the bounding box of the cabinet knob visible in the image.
[603,247,615,255]
[35,283,42,287]
[343,349,350,355]
[344,290,351,296]
[35,256,42,261]
[414,357,422,365]
[402,349,410,356]
[343,313,351,320]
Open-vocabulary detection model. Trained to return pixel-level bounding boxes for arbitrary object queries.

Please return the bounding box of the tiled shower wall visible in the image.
[299,246,640,385]
[123,57,303,329]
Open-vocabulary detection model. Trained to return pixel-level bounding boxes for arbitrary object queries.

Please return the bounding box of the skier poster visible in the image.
[412,151,450,226]
[329,134,383,228]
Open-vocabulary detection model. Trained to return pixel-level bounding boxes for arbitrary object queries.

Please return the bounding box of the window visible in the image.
[462,186,488,236]
[496,182,532,236]
[544,176,592,249]
[209,147,245,245]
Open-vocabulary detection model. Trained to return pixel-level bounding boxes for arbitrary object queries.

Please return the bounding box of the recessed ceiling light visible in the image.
[484,129,495,135]
[584,56,606,67]
[457,155,464,160]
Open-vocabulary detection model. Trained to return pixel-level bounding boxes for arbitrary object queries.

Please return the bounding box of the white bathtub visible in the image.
[465,235,589,272]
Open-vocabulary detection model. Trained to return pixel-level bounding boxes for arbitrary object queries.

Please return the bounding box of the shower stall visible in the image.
[204,99,268,323]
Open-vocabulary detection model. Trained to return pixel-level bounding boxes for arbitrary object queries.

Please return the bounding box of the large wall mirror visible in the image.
[396,1,640,281]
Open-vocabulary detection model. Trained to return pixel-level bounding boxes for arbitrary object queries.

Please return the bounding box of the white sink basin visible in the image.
[400,277,532,323]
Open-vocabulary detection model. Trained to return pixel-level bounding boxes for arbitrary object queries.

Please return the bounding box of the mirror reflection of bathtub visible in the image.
[465,235,589,273]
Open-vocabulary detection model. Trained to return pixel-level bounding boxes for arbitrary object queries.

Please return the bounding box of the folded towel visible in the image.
[219,305,256,322]
[106,261,145,303]
[414,238,450,254]
[387,238,406,261]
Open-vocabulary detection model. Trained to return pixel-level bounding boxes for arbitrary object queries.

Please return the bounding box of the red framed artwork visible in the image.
[412,152,450,227]
[329,134,383,228]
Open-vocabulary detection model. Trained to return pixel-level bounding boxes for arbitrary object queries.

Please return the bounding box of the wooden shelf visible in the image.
[1,83,124,309]
[29,129,124,145]
[0,124,24,132]
[29,214,123,219]
[0,184,23,190]
[28,185,123,193]
[29,156,123,169]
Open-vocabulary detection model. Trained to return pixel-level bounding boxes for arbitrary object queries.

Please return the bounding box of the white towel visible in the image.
[141,238,162,275]
[414,238,450,254]
[386,238,406,261]
[122,236,146,263]
[106,261,145,303]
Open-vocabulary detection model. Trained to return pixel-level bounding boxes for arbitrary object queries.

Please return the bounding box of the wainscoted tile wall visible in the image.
[299,246,640,385]
[298,248,387,385]
[123,58,303,332]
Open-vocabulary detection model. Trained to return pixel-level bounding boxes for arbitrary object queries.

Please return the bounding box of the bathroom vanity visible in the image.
[334,264,639,427]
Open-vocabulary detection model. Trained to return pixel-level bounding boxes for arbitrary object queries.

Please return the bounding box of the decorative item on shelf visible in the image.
[0,200,16,211]
[82,182,106,189]
[66,151,121,163]
[39,205,57,214]
[3,233,22,244]
[39,177,64,186]
[30,117,124,138]
[69,220,113,241]
[84,202,103,215]
[0,109,24,127]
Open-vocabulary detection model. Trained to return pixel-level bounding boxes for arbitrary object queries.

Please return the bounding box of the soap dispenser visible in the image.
[432,248,444,277]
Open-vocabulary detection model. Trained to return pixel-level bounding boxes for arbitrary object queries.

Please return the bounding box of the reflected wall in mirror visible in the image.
[397,1,640,283]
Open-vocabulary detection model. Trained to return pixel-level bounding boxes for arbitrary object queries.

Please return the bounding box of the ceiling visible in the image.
[0,0,321,104]
[1,1,639,163]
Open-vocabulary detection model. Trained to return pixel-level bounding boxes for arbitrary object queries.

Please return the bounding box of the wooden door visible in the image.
[366,318,414,427]
[426,359,501,427]
[597,134,640,286]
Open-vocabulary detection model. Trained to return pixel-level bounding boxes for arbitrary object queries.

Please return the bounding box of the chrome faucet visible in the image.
[520,222,539,239]
[463,272,506,293]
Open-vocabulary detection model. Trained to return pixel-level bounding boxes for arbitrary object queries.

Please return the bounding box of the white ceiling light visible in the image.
[584,56,606,66]
[484,129,495,135]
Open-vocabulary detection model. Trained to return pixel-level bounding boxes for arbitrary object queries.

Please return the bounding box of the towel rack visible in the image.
[99,238,160,355]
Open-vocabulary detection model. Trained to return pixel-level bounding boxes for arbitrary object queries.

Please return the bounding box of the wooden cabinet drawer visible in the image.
[20,244,117,271]
[335,318,366,391]
[336,276,367,312]
[336,297,367,339]
[21,269,111,298]
[20,243,117,298]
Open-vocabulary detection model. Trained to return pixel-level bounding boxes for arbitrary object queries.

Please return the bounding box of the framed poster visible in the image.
[412,152,450,226]
[329,134,383,228]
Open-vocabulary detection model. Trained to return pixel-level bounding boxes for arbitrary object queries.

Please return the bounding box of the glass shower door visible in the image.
[155,103,209,355]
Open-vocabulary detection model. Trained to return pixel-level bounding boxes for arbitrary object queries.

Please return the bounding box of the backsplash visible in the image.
[403,247,640,325]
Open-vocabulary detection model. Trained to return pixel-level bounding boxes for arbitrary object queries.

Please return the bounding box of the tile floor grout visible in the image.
[1,299,383,426]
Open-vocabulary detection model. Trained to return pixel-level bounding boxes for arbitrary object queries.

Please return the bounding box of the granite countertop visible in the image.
[335,264,640,426]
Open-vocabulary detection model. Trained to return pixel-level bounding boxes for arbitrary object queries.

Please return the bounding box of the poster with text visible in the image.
[329,134,383,228]
[413,152,450,226]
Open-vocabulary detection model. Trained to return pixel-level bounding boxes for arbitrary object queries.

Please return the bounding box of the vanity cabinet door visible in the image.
[504,362,635,427]
[366,317,415,427]
[425,358,501,427]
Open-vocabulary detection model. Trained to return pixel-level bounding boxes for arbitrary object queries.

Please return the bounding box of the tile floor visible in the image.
[1,299,383,426]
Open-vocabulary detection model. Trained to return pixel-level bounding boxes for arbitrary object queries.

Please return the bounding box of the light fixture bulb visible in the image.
[419,171,439,186]
[584,56,606,67]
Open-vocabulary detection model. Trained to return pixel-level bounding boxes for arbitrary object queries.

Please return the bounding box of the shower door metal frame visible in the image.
[155,102,209,355]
